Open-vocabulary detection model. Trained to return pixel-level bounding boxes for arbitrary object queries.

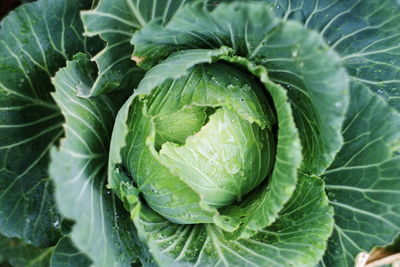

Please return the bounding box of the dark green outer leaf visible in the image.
[0,0,101,247]
[50,236,91,267]
[82,0,192,42]
[79,0,194,97]
[322,82,400,266]
[257,0,400,265]
[264,0,400,111]
[50,53,151,267]
[0,233,52,267]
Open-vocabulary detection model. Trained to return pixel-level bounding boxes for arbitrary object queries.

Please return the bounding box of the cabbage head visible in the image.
[0,0,399,266]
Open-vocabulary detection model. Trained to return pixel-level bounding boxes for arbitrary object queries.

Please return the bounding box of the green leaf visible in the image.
[217,59,302,238]
[82,0,191,42]
[133,47,232,96]
[132,173,333,266]
[0,233,52,267]
[132,1,349,175]
[80,0,193,97]
[50,236,91,267]
[235,0,400,265]
[50,53,150,266]
[265,0,400,111]
[323,82,400,266]
[0,0,101,247]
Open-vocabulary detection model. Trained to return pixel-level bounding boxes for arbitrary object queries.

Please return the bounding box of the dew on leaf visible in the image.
[53,220,60,229]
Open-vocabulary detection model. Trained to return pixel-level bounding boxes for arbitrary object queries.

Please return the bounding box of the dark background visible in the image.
[0,0,21,20]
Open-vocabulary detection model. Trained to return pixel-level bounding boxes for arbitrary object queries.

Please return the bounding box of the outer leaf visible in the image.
[133,47,232,96]
[323,82,400,266]
[50,53,151,266]
[212,56,302,237]
[80,0,193,97]
[131,173,332,266]
[50,236,91,267]
[0,233,52,267]
[0,0,101,246]
[253,0,400,265]
[262,0,400,263]
[265,0,400,111]
[132,1,349,175]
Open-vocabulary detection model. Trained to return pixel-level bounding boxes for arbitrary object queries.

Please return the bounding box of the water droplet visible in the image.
[292,50,298,57]
[241,84,251,92]
[227,84,235,90]
[53,220,60,228]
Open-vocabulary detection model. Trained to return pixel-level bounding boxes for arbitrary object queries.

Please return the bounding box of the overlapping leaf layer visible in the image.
[0,0,399,267]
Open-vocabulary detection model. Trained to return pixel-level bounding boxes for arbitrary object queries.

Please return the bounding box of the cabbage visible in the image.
[0,0,399,266]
